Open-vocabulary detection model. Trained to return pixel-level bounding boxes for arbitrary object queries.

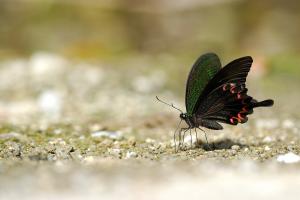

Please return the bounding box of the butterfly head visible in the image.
[180,113,188,120]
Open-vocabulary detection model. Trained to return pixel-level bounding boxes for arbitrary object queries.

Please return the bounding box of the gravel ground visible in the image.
[0,53,300,200]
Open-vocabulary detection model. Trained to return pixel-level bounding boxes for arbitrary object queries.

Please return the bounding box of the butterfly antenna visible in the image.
[156,96,183,113]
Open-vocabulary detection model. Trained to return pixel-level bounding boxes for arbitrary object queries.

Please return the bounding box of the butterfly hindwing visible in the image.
[185,53,222,116]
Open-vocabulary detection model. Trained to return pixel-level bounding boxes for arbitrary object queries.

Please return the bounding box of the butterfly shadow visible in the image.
[195,139,248,151]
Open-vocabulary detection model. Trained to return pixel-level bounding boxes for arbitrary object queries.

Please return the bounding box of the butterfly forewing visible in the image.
[185,53,222,116]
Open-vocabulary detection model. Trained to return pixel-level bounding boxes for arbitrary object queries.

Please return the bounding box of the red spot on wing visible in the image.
[230,87,236,93]
[237,113,244,119]
[241,107,248,113]
[237,93,242,99]
[235,117,241,123]
[222,84,227,91]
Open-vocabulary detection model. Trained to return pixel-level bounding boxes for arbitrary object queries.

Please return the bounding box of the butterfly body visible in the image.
[156,52,274,150]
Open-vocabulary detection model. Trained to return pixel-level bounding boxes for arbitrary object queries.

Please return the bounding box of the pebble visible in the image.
[264,146,271,151]
[125,151,138,159]
[91,131,122,140]
[109,148,122,157]
[282,119,295,129]
[83,156,95,163]
[263,136,273,143]
[53,129,62,135]
[145,138,155,144]
[0,132,23,140]
[70,150,83,161]
[55,144,74,159]
[231,145,240,151]
[277,152,300,163]
[5,141,21,157]
[37,90,62,120]
[89,124,103,132]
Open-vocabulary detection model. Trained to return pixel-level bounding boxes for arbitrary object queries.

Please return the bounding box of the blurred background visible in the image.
[1,1,300,200]
[1,0,300,124]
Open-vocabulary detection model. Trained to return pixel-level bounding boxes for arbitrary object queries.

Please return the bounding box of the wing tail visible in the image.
[252,99,274,108]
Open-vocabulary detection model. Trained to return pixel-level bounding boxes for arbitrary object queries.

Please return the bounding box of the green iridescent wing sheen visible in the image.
[185,53,222,115]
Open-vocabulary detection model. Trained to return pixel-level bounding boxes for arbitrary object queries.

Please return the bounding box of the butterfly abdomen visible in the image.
[251,99,274,107]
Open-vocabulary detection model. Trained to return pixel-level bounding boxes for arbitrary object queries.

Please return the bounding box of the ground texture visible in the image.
[0,54,299,200]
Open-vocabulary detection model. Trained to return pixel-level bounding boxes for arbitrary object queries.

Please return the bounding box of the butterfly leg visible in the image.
[189,129,193,148]
[194,128,199,146]
[175,128,185,153]
[173,120,183,153]
[178,128,189,150]
[197,127,213,151]
[177,128,184,152]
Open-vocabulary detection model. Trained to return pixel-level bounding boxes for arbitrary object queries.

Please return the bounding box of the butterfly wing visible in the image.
[193,56,273,130]
[185,53,222,116]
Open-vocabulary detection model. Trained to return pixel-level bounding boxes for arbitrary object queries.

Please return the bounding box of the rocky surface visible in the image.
[0,53,299,200]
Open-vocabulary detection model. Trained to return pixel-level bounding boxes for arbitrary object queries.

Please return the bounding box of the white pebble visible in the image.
[83,156,95,163]
[231,145,240,150]
[91,131,122,139]
[263,136,273,143]
[264,146,271,151]
[109,148,121,157]
[277,152,300,164]
[126,151,138,159]
[38,90,62,120]
[282,119,295,129]
[146,138,155,143]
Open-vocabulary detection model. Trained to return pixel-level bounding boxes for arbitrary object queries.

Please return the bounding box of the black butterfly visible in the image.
[157,53,274,150]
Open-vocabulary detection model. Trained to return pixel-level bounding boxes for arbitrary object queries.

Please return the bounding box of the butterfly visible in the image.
[157,53,274,150]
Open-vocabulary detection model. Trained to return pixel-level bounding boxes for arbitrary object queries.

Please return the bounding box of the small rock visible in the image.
[53,129,62,135]
[49,138,66,145]
[277,152,300,164]
[128,137,136,146]
[230,150,237,155]
[263,136,273,143]
[264,146,271,151]
[146,138,155,144]
[55,144,74,159]
[126,151,138,159]
[70,150,83,161]
[28,147,48,161]
[37,90,62,120]
[47,153,57,161]
[282,119,295,129]
[159,142,167,150]
[79,135,85,140]
[83,156,95,163]
[231,145,240,151]
[109,148,122,158]
[91,131,122,140]
[4,141,21,157]
[89,124,103,132]
[287,146,294,151]
[0,132,23,140]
